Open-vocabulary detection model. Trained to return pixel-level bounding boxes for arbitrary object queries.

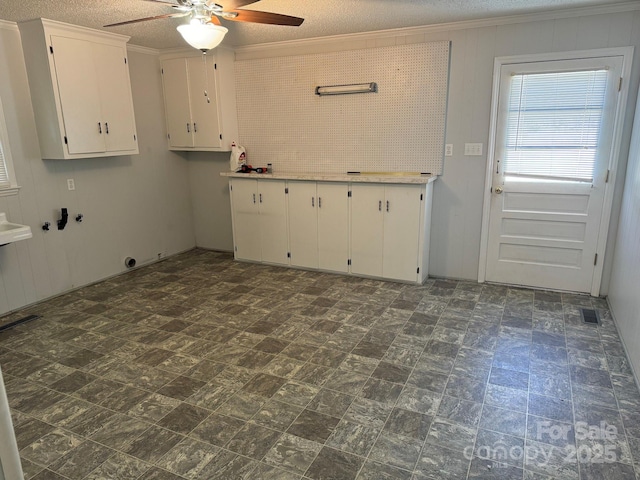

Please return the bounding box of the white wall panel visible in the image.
[235,42,450,175]
[0,25,195,317]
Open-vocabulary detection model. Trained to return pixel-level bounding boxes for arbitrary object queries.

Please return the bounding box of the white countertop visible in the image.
[220,171,437,184]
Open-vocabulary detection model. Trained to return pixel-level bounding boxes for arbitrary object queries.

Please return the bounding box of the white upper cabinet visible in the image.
[19,19,139,160]
[160,50,238,151]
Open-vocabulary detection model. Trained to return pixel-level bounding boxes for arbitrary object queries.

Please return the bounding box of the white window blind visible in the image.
[504,69,608,182]
[0,140,9,188]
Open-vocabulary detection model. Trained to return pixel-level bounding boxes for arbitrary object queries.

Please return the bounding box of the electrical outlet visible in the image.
[67,179,75,191]
[444,144,453,157]
[464,143,483,156]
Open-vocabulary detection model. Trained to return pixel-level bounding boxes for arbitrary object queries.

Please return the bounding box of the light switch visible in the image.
[464,143,483,156]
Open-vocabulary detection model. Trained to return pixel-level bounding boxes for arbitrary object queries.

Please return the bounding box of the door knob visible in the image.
[495,186,504,194]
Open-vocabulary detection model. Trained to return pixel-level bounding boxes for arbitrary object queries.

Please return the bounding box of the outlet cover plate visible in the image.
[464,143,483,156]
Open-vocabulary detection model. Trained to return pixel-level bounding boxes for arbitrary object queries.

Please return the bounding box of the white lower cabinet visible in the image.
[229,178,288,265]
[351,184,423,282]
[229,176,432,283]
[288,181,349,272]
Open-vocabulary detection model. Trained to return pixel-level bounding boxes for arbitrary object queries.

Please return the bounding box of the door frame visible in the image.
[478,47,634,296]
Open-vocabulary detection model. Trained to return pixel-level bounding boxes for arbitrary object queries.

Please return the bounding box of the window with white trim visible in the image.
[504,69,608,183]
[0,95,18,194]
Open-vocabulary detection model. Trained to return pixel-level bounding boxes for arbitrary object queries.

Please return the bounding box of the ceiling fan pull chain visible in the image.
[202,53,211,104]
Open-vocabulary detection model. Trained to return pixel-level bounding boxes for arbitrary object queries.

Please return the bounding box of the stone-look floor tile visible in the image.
[123,425,183,463]
[128,393,181,423]
[360,378,404,406]
[384,407,432,441]
[227,422,283,460]
[155,437,219,478]
[396,386,441,416]
[344,397,393,429]
[356,460,412,480]
[569,365,613,389]
[528,394,573,424]
[242,373,287,398]
[323,370,369,395]
[445,374,487,402]
[437,395,483,428]
[308,388,354,418]
[490,367,530,391]
[525,414,575,450]
[263,433,323,475]
[189,413,244,447]
[369,431,422,471]
[84,452,151,480]
[252,399,303,432]
[20,429,83,467]
[469,458,524,479]
[305,446,364,480]
[61,406,117,437]
[475,429,525,468]
[29,469,67,480]
[48,440,115,479]
[579,461,637,480]
[326,419,380,456]
[415,443,471,480]
[274,382,320,407]
[251,463,302,480]
[426,418,476,453]
[485,384,528,413]
[89,414,152,450]
[158,402,210,435]
[19,457,45,480]
[157,375,207,401]
[287,409,340,443]
[14,417,56,450]
[195,449,258,480]
[480,405,527,438]
[216,393,266,420]
[524,438,578,479]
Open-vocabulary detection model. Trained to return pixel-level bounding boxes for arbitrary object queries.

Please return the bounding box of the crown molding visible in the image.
[0,19,18,31]
[127,44,160,56]
[235,1,640,59]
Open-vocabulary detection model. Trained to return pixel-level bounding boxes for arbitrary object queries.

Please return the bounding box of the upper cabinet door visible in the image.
[94,42,137,152]
[50,35,105,155]
[161,58,193,148]
[187,57,222,149]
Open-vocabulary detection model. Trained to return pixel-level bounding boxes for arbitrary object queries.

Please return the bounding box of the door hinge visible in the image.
[124,58,127,64]
[348,191,352,197]
[219,134,222,140]
[490,187,493,193]
[420,193,423,201]
[287,252,291,258]
[285,187,289,194]
[214,63,217,70]
[618,77,623,92]
[348,259,351,266]
[49,45,53,54]
[417,267,420,274]
[234,246,237,252]
[230,184,233,191]
[167,133,170,140]
[64,136,68,145]
[594,253,598,266]
[134,134,137,141]
[605,169,610,183]
[161,68,164,74]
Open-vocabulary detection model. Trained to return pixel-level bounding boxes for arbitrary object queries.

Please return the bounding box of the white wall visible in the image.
[609,86,640,376]
[190,6,640,293]
[0,23,195,316]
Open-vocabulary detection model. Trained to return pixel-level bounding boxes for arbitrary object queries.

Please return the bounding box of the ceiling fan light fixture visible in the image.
[177,20,228,52]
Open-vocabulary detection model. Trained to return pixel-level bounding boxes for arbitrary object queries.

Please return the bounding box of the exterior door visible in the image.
[484,55,625,293]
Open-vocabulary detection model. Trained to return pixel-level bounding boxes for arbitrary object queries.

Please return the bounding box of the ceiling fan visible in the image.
[104,0,304,29]
[105,0,303,50]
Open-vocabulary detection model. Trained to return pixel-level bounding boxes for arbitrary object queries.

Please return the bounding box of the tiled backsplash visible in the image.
[235,41,450,175]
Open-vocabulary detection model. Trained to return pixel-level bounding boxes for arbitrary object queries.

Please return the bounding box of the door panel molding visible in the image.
[479,47,634,296]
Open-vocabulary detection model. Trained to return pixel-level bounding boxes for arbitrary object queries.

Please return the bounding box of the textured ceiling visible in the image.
[0,0,637,50]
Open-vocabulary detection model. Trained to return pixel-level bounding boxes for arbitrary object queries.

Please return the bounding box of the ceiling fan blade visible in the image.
[225,9,304,26]
[141,0,183,7]
[220,0,260,9]
[209,15,222,25]
[104,12,189,27]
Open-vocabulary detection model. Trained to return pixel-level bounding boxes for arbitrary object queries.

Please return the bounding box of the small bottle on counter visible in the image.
[267,163,272,173]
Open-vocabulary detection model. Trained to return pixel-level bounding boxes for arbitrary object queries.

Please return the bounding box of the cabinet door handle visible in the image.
[318,197,322,208]
[253,193,256,204]
[378,200,382,211]
[312,197,314,207]
[386,200,390,212]
[193,122,197,133]
[98,122,102,134]
[105,122,109,134]
[259,193,262,203]
[187,123,191,133]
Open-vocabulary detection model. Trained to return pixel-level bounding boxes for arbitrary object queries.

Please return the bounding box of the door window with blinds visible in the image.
[503,68,608,183]
[0,95,18,193]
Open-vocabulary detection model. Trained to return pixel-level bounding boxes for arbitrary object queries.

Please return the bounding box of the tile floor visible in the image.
[0,249,639,480]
